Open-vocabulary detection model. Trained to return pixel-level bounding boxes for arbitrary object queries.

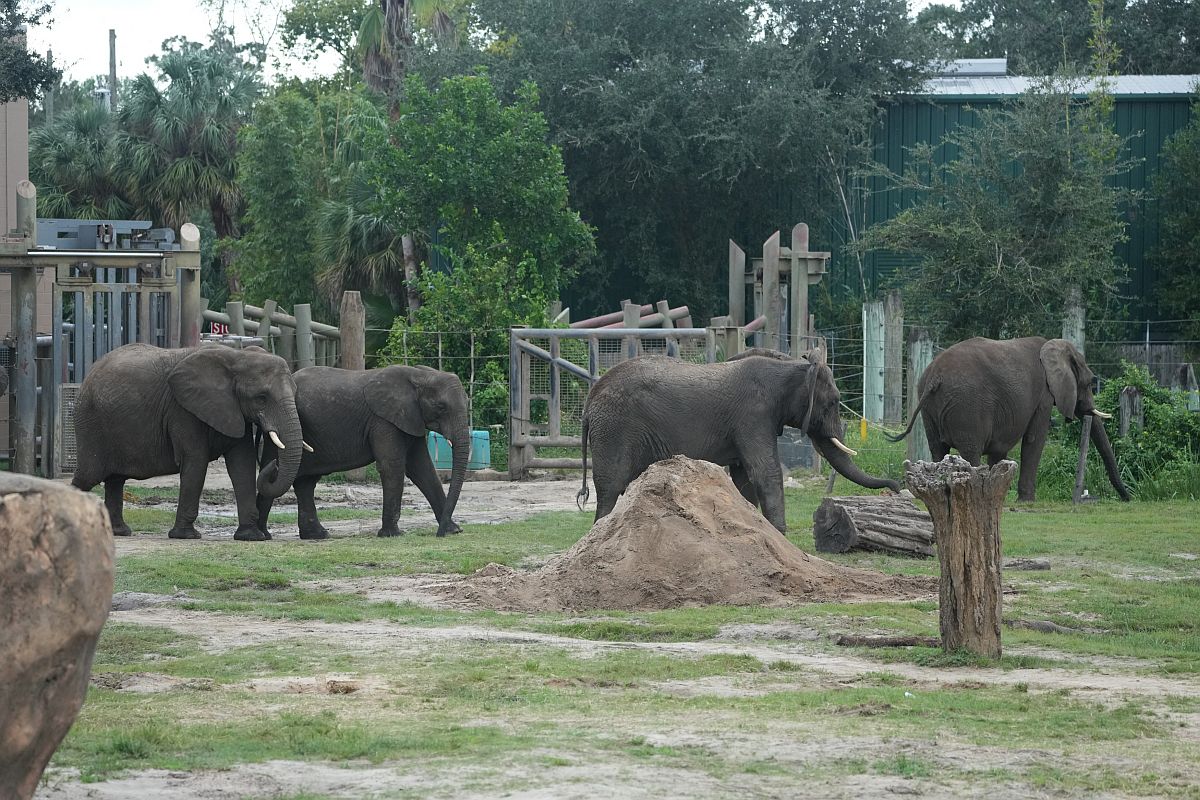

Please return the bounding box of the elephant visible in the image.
[255,364,470,539]
[576,353,900,533]
[70,343,305,541]
[888,337,1131,502]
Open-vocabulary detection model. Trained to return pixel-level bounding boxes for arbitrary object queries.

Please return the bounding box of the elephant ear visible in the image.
[1040,339,1079,420]
[364,367,426,437]
[167,347,247,438]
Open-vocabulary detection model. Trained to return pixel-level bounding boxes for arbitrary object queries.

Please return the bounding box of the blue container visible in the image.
[427,430,491,470]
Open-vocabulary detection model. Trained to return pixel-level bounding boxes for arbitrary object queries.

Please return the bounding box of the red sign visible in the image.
[210,321,230,334]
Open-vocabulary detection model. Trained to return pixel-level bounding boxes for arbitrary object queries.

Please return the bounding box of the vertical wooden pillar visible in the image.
[728,240,745,327]
[294,304,315,368]
[789,223,809,355]
[762,231,781,351]
[178,223,202,347]
[862,300,885,422]
[1118,386,1142,437]
[226,301,245,336]
[907,328,933,463]
[883,290,904,424]
[622,302,640,360]
[906,456,1015,658]
[508,329,528,480]
[1073,415,1093,505]
[12,181,38,474]
[1062,285,1085,356]
[260,300,278,353]
[339,291,365,370]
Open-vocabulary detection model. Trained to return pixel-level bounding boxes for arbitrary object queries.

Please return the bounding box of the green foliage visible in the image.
[0,0,59,102]
[30,104,133,220]
[1038,362,1200,499]
[860,77,1130,341]
[282,0,371,70]
[409,0,935,319]
[1150,98,1200,341]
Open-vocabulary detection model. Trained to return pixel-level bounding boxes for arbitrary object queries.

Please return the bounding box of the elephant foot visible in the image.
[111,522,133,537]
[436,520,462,537]
[299,526,330,541]
[168,526,201,540]
[234,524,268,542]
[377,526,403,538]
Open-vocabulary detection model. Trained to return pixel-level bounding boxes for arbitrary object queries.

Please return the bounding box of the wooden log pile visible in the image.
[812,495,934,558]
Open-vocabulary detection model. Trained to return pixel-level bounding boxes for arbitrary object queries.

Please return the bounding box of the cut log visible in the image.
[813,495,934,558]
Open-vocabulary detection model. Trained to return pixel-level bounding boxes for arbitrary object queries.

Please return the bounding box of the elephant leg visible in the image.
[256,493,275,538]
[375,435,408,537]
[295,475,329,540]
[929,441,950,461]
[104,477,132,537]
[169,456,208,540]
[227,441,267,542]
[742,454,786,533]
[956,446,983,467]
[729,462,760,509]
[407,442,461,536]
[1016,416,1051,502]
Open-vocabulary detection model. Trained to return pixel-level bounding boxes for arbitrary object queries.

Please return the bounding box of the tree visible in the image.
[115,33,261,297]
[30,104,133,219]
[282,0,371,74]
[0,0,59,102]
[408,0,934,319]
[859,77,1131,341]
[1151,98,1200,340]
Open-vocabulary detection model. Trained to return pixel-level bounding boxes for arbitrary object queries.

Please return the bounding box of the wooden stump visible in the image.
[905,456,1016,658]
[812,495,934,557]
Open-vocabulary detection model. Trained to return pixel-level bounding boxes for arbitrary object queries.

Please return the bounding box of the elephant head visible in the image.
[167,346,303,500]
[1039,340,1131,500]
[366,365,470,537]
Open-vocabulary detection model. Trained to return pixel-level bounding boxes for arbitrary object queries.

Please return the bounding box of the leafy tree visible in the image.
[1151,98,1200,340]
[115,33,261,297]
[282,0,371,73]
[30,104,133,219]
[859,77,1131,341]
[409,0,934,319]
[0,0,59,102]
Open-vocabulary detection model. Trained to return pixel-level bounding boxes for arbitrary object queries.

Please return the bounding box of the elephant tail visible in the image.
[885,377,940,443]
[576,417,591,512]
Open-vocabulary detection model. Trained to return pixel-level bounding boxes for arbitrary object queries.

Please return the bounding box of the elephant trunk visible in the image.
[256,398,303,500]
[437,416,470,537]
[812,434,901,492]
[1089,415,1132,502]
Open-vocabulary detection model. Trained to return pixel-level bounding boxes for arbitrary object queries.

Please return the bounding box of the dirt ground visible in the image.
[35,463,1200,799]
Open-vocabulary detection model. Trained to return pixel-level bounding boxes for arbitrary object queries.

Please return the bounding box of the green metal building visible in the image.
[860,59,1198,308]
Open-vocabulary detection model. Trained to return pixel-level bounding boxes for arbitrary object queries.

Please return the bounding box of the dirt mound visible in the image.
[440,457,933,611]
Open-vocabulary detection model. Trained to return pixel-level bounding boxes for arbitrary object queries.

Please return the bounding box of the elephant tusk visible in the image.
[303,441,314,453]
[269,431,286,450]
[1092,410,1112,420]
[831,437,858,456]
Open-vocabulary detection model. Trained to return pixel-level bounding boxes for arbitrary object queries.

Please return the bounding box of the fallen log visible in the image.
[813,495,934,557]
[835,634,941,648]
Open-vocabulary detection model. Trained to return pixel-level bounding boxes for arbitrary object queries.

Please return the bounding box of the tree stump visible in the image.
[1,475,114,800]
[905,456,1016,658]
[812,495,934,557]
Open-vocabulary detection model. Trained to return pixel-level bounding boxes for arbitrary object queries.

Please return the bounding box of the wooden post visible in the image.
[883,290,904,424]
[12,182,38,474]
[260,300,277,353]
[1073,415,1092,505]
[339,291,365,370]
[762,231,781,351]
[728,240,745,327]
[906,456,1016,658]
[226,301,245,336]
[907,328,933,462]
[622,302,640,360]
[789,223,808,355]
[178,223,202,347]
[295,304,315,368]
[1119,386,1142,437]
[278,310,296,369]
[655,300,674,329]
[862,300,885,422]
[508,329,529,480]
[1062,285,1085,356]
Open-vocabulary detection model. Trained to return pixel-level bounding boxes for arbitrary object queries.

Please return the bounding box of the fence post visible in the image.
[1119,386,1143,437]
[728,240,745,327]
[1062,285,1085,355]
[762,231,781,351]
[622,302,640,359]
[907,456,1015,658]
[179,222,202,347]
[260,299,277,353]
[1073,415,1093,505]
[12,181,37,474]
[907,328,933,462]
[226,301,246,337]
[278,308,296,369]
[295,304,315,368]
[509,329,529,480]
[862,300,885,422]
[883,290,904,424]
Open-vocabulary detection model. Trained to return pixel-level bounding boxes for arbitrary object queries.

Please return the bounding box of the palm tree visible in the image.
[30,103,133,220]
[115,39,260,295]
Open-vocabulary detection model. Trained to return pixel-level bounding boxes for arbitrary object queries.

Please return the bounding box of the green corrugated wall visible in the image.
[856,95,1195,309]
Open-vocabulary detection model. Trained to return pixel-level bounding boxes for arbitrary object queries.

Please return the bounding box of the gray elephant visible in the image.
[577,354,899,533]
[71,343,305,541]
[889,337,1130,502]
[256,365,469,539]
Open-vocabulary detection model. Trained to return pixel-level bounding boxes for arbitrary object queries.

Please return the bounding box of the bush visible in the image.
[1037,362,1200,500]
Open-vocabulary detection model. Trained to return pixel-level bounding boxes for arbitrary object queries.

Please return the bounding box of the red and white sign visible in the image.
[210,321,230,334]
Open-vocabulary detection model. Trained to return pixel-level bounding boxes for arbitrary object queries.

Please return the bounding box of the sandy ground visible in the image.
[35,464,1200,799]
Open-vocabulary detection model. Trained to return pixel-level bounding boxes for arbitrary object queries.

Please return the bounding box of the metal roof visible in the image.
[921,74,1200,99]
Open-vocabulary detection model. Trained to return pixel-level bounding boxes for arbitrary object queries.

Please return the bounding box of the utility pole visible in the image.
[108,29,117,111]
[45,49,54,123]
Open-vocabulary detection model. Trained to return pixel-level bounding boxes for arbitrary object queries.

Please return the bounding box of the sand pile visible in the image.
[440,457,933,612]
